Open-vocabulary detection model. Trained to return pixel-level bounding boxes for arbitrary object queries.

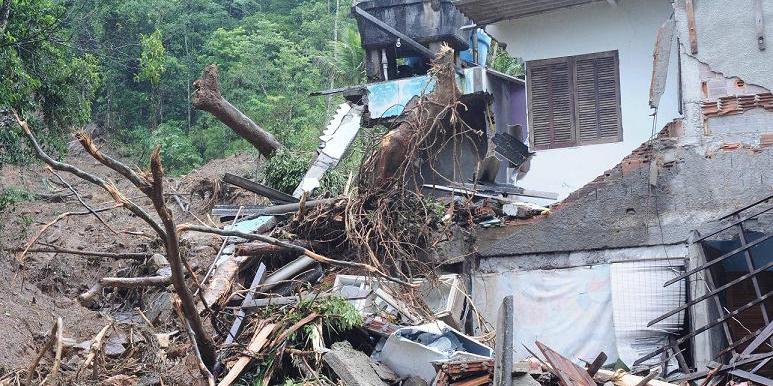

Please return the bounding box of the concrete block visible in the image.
[493,296,513,386]
[323,341,389,386]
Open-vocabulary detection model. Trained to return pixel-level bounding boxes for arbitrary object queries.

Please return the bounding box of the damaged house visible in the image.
[445,0,773,380]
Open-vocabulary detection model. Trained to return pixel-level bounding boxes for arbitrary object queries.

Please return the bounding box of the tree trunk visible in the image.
[192,64,282,157]
[0,0,10,33]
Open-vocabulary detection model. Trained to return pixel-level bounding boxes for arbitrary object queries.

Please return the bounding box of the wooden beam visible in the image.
[685,0,698,54]
[755,0,766,50]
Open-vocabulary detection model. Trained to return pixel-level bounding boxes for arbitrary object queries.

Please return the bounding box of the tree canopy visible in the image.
[1,0,364,174]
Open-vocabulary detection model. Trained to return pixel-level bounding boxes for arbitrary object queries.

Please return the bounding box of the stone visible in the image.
[402,376,428,386]
[323,341,388,386]
[148,253,168,271]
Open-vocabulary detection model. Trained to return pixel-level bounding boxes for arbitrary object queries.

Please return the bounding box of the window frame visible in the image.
[526,50,623,150]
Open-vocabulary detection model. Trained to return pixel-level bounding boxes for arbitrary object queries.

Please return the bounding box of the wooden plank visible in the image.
[755,0,766,51]
[218,323,276,386]
[736,221,770,326]
[663,232,773,286]
[685,0,698,54]
[648,258,773,326]
[586,352,607,377]
[536,341,595,386]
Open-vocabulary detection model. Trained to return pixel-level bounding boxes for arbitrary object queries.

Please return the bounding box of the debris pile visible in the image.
[3,45,766,386]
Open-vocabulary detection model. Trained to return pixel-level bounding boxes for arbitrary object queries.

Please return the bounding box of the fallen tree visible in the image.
[192,64,282,157]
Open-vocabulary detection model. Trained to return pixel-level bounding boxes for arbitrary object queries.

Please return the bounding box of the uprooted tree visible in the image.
[192,64,283,158]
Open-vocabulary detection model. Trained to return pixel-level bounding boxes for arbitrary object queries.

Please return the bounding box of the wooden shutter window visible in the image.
[575,53,622,144]
[527,59,575,149]
[527,51,622,150]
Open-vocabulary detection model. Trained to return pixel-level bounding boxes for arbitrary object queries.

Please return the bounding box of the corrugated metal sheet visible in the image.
[453,0,601,25]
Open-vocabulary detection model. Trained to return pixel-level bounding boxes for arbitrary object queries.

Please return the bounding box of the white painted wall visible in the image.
[487,0,681,200]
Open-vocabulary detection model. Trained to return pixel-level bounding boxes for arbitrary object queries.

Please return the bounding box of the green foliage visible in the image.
[0,187,35,212]
[0,0,101,165]
[150,121,204,175]
[489,44,524,77]
[136,29,167,85]
[262,148,311,194]
[2,0,366,175]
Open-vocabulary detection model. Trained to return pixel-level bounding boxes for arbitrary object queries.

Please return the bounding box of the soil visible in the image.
[0,140,262,383]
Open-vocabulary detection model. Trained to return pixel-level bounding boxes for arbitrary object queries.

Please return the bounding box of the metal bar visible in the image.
[740,321,773,358]
[752,357,771,373]
[694,204,773,243]
[664,232,773,287]
[719,193,773,221]
[729,370,773,386]
[223,173,299,204]
[352,6,435,59]
[224,263,266,344]
[713,325,765,359]
[649,258,773,326]
[736,221,770,325]
[675,352,773,381]
[700,243,738,355]
[635,290,773,365]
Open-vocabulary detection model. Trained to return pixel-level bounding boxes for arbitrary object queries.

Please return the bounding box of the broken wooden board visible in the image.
[535,341,595,386]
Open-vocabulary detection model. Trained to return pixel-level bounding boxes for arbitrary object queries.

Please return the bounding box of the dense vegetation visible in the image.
[1,0,363,175]
[1,0,521,181]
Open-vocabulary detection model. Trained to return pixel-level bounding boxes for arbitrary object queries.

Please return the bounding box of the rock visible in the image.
[402,376,428,386]
[148,253,169,271]
[323,341,388,386]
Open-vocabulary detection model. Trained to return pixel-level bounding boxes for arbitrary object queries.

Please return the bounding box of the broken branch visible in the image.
[75,323,113,379]
[16,204,122,262]
[13,111,167,241]
[177,224,417,287]
[99,275,172,288]
[47,166,117,234]
[24,246,153,261]
[148,148,217,367]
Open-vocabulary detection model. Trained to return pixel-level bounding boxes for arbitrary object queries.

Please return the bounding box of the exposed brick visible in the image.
[760,133,773,147]
[720,142,742,151]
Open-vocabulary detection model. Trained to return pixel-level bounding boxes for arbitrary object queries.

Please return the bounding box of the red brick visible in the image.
[760,133,773,147]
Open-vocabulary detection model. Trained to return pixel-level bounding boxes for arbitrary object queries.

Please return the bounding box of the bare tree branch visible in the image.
[13,110,167,240]
[17,205,122,261]
[100,275,172,287]
[46,166,117,234]
[24,246,153,261]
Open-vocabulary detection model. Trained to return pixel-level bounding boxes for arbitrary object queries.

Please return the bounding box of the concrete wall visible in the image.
[486,0,680,199]
[674,0,773,146]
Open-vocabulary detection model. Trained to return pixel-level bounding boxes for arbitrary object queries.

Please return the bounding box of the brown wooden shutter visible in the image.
[574,52,622,144]
[527,58,575,150]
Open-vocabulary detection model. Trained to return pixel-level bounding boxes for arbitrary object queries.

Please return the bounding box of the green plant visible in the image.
[262,148,312,194]
[489,44,524,77]
[0,187,35,212]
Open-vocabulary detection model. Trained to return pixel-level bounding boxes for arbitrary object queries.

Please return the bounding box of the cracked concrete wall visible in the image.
[674,0,773,146]
[691,0,773,91]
